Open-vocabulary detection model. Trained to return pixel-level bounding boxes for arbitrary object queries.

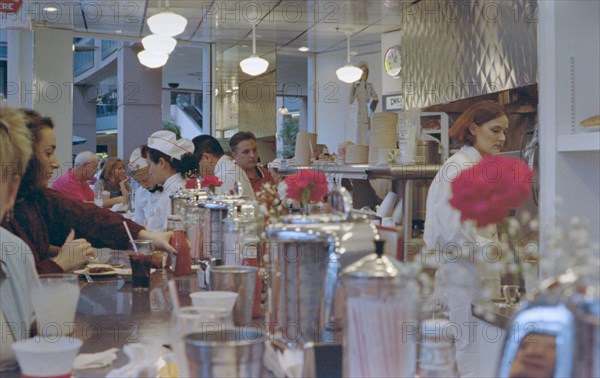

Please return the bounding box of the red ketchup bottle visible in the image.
[167,215,192,276]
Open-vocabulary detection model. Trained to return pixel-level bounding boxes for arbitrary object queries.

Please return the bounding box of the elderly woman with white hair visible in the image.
[141,131,197,232]
[0,105,38,371]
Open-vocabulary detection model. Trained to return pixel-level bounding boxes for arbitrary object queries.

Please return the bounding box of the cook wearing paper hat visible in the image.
[128,147,148,175]
[147,130,194,161]
[143,131,196,232]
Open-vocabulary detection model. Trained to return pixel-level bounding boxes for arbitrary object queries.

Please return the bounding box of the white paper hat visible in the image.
[147,130,194,160]
[128,147,148,172]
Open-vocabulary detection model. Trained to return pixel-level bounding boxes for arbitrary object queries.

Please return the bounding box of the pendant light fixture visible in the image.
[142,34,177,54]
[147,0,187,37]
[278,84,289,114]
[240,24,269,76]
[278,98,289,115]
[137,50,169,69]
[336,30,363,83]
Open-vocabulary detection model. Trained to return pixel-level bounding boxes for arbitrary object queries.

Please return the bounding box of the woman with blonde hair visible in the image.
[0,105,38,371]
[1,109,175,274]
[94,157,131,208]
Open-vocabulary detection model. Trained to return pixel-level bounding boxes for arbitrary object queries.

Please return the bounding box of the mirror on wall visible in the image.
[215,39,277,163]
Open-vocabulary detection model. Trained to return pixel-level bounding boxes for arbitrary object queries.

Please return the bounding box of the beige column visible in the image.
[117,45,162,159]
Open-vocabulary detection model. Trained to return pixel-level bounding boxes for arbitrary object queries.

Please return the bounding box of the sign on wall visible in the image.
[1,0,30,29]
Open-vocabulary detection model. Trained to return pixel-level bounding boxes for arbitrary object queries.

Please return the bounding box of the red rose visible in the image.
[201,175,223,194]
[284,169,329,204]
[200,175,223,189]
[449,155,533,227]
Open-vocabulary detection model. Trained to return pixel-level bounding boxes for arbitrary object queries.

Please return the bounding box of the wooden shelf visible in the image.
[557,132,600,152]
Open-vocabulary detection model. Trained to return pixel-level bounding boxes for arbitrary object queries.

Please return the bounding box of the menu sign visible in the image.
[0,0,23,13]
[1,0,30,29]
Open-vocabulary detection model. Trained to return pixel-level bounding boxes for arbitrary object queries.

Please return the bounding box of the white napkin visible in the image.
[263,341,304,378]
[106,344,162,378]
[73,348,118,369]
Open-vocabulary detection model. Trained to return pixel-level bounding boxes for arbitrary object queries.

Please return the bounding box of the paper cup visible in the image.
[391,198,404,224]
[376,192,397,218]
[12,337,82,378]
[294,132,317,165]
[189,291,238,329]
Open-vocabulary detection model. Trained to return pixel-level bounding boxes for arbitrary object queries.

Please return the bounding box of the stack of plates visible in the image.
[345,145,369,164]
[368,112,398,164]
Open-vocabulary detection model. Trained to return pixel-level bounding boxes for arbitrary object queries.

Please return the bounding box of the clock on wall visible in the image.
[384,45,402,77]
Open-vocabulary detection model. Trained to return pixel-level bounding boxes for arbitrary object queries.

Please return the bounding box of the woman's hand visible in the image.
[119,177,130,196]
[52,229,96,272]
[137,230,176,254]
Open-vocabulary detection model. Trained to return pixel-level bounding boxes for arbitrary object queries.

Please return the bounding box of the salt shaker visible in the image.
[418,319,458,378]
[342,240,418,378]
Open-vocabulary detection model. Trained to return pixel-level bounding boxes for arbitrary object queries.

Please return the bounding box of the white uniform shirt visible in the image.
[133,186,161,228]
[423,145,500,378]
[146,174,187,232]
[423,145,498,254]
[214,155,255,200]
[1,227,38,369]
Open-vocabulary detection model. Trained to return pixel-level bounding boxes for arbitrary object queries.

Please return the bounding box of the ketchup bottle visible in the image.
[167,215,192,276]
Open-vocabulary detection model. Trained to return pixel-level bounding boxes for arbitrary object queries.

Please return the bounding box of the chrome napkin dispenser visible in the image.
[497,268,600,377]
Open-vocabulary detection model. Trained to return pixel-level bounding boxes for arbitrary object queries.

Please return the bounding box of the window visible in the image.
[0,42,6,100]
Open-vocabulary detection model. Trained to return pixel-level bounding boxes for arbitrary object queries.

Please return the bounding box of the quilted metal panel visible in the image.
[402,0,538,108]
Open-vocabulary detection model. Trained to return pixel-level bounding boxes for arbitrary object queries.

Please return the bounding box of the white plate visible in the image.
[74,268,118,276]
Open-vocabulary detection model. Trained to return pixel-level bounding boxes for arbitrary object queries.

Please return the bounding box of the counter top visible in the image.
[273,162,442,180]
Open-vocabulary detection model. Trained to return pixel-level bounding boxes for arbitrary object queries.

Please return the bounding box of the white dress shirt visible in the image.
[133,186,161,228]
[213,155,255,200]
[146,174,187,232]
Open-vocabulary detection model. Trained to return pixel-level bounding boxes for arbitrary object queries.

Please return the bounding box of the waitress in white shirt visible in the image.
[142,131,197,232]
[423,100,509,378]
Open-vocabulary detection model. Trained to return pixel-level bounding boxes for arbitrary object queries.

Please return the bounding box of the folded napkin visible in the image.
[73,348,119,369]
[106,344,163,378]
[263,341,304,378]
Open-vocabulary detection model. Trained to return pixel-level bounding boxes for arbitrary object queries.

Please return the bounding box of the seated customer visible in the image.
[94,157,131,208]
[1,109,175,274]
[229,131,275,194]
[51,151,98,202]
[127,147,161,228]
[192,135,254,199]
[0,105,38,370]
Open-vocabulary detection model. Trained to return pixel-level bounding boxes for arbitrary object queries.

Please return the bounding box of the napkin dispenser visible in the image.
[264,188,378,346]
[497,268,600,377]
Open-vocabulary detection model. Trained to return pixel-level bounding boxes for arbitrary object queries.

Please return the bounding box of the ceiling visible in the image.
[29,0,406,85]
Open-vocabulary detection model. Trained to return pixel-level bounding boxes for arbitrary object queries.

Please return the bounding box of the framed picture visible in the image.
[382,93,404,112]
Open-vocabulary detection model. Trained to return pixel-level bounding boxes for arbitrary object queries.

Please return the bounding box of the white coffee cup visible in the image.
[12,337,82,378]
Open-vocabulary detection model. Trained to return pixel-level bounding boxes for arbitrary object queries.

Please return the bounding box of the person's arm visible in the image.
[44,188,144,250]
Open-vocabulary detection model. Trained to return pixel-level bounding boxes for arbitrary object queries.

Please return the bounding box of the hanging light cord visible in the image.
[346,32,351,64]
[252,24,257,55]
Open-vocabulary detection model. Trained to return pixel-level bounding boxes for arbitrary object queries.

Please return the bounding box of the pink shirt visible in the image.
[51,168,95,202]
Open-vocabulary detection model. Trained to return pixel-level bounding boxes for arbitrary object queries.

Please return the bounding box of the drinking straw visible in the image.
[167,280,180,313]
[122,221,138,252]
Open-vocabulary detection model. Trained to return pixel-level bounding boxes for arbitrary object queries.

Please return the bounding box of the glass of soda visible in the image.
[129,240,154,290]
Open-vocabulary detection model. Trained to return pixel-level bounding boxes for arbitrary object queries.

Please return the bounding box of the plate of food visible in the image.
[75,264,118,276]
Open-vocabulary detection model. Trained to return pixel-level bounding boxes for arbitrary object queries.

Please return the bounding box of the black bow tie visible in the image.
[149,185,163,193]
